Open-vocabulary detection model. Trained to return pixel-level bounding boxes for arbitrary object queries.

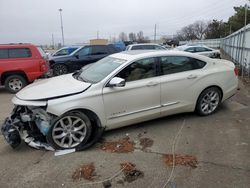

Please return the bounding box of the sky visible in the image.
[0,0,248,45]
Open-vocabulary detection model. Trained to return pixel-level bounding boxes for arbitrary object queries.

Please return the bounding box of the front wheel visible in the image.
[47,111,92,150]
[196,87,222,116]
[53,64,68,76]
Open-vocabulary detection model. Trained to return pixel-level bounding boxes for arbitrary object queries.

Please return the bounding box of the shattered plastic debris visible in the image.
[139,137,154,150]
[98,137,135,153]
[55,149,76,156]
[72,163,96,181]
[163,154,198,168]
[120,162,144,183]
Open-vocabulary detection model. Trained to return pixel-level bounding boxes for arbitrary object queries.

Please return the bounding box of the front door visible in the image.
[102,57,161,129]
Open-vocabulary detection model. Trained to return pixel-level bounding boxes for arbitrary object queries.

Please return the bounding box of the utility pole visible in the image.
[58,8,65,46]
[97,31,99,39]
[154,24,157,43]
[51,34,54,49]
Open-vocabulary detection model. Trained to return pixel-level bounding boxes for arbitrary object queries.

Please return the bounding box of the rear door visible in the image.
[159,56,207,116]
[91,45,109,61]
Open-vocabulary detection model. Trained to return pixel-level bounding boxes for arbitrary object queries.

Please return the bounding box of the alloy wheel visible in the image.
[52,116,87,148]
[200,90,220,115]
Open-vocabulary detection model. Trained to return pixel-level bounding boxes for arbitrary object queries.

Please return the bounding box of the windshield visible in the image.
[79,56,126,83]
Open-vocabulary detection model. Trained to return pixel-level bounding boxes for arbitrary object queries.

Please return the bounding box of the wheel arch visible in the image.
[1,71,28,85]
[59,108,105,151]
[195,85,223,108]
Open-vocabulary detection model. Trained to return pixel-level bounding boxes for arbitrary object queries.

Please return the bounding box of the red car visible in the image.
[0,43,49,93]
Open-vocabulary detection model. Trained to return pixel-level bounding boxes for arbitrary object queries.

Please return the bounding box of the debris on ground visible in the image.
[98,137,135,153]
[102,180,112,188]
[72,163,96,181]
[120,162,144,183]
[139,137,154,150]
[163,154,198,168]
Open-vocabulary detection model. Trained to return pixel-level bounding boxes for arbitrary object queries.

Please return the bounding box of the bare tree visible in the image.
[175,20,208,41]
[137,31,144,43]
[128,32,137,41]
[119,32,128,41]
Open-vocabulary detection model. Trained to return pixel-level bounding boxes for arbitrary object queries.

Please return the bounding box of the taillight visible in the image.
[40,60,48,72]
[234,67,238,76]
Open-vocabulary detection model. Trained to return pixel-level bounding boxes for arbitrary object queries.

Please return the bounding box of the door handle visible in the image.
[187,75,198,79]
[146,82,159,87]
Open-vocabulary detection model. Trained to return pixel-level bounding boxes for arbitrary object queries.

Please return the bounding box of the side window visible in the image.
[77,47,92,56]
[0,49,8,59]
[184,47,195,53]
[93,46,108,55]
[160,56,206,75]
[144,45,155,50]
[54,49,68,56]
[154,45,164,50]
[116,58,156,82]
[131,45,144,50]
[9,48,32,58]
[195,47,212,52]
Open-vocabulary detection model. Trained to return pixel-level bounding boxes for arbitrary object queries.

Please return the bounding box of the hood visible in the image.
[16,74,91,101]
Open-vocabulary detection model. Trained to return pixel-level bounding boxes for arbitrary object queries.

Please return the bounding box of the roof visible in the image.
[110,50,211,62]
[0,43,35,48]
[128,43,161,47]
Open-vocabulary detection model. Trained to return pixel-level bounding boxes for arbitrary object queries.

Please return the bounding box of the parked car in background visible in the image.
[2,50,238,150]
[50,44,120,76]
[51,46,80,57]
[176,45,220,58]
[125,43,167,51]
[0,43,49,93]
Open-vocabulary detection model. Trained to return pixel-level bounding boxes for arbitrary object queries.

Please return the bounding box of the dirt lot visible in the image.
[0,81,250,188]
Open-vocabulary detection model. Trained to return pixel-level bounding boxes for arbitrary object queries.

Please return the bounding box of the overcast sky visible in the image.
[0,0,248,45]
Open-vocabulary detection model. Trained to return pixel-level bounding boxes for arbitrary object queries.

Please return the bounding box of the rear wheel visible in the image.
[53,64,68,76]
[196,87,222,116]
[4,75,27,93]
[47,111,92,150]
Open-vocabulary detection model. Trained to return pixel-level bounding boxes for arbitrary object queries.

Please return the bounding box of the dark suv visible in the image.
[49,45,120,76]
[0,43,49,93]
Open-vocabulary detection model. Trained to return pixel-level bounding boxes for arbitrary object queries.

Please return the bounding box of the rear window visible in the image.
[0,49,8,59]
[37,47,47,58]
[9,48,32,58]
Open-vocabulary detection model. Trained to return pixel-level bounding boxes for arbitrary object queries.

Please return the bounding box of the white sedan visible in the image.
[1,50,238,150]
[176,45,221,58]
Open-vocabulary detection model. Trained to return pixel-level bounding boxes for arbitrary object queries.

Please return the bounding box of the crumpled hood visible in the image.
[16,74,91,101]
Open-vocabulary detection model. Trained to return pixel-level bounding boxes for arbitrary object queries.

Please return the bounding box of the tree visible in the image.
[119,32,128,41]
[227,6,250,33]
[128,32,137,41]
[137,31,145,43]
[205,19,227,39]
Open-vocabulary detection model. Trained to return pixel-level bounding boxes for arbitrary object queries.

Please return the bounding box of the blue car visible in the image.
[52,47,79,57]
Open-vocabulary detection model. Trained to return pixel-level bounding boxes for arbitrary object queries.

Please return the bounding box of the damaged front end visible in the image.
[1,105,55,151]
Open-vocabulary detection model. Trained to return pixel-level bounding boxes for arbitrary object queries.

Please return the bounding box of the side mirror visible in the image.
[75,54,79,59]
[108,77,125,87]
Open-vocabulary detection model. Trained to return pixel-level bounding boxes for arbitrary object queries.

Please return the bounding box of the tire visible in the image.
[4,75,27,93]
[53,64,68,76]
[196,87,222,116]
[47,111,92,150]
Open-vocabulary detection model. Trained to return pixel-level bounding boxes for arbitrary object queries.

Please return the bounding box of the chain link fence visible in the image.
[221,24,250,78]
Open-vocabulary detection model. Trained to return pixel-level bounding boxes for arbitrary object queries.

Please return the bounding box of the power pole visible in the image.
[97,31,99,39]
[58,8,65,46]
[52,34,54,49]
[154,24,157,43]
